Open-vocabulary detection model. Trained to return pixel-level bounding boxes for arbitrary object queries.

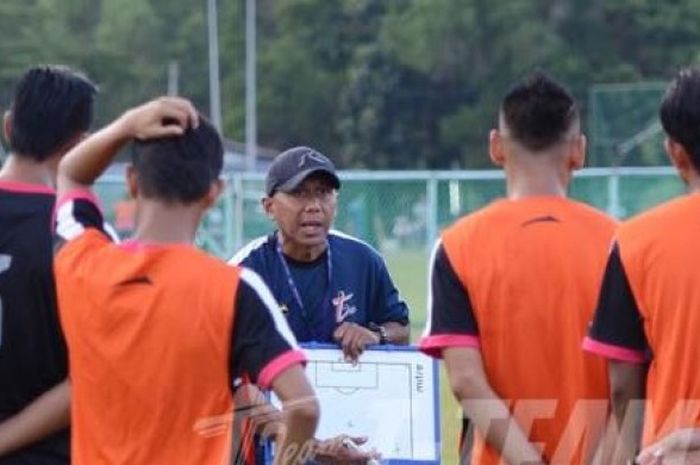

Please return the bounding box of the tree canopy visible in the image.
[1,0,698,168]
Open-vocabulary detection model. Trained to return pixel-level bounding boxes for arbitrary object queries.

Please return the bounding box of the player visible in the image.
[584,68,700,465]
[53,96,319,465]
[0,65,96,464]
[419,72,616,465]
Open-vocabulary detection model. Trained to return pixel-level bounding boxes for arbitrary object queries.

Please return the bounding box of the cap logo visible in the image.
[298,151,327,167]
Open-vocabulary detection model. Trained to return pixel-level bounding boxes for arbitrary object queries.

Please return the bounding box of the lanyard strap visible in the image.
[275,234,333,324]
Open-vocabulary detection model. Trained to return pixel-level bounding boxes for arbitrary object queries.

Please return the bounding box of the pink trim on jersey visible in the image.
[257,350,307,390]
[0,180,54,195]
[419,334,481,358]
[55,189,102,213]
[582,336,646,364]
[118,240,143,252]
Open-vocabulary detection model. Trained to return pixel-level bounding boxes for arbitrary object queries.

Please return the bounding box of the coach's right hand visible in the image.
[333,323,380,363]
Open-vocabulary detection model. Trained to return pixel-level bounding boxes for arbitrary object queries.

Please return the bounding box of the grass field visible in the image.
[383,250,461,465]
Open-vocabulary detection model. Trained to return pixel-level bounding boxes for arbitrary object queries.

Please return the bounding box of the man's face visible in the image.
[265,174,338,249]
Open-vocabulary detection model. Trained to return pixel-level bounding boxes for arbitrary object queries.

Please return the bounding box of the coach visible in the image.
[229,146,409,360]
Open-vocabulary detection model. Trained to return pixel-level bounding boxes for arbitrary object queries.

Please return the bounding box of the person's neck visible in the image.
[131,199,202,245]
[278,233,327,263]
[504,154,569,200]
[0,154,58,188]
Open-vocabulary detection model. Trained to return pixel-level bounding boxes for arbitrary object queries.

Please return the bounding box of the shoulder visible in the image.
[54,229,114,279]
[328,229,384,263]
[228,234,272,266]
[564,198,616,225]
[616,194,697,255]
[441,200,506,243]
[619,195,695,236]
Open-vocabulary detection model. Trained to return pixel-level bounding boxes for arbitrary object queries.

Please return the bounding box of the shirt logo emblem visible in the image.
[333,290,357,323]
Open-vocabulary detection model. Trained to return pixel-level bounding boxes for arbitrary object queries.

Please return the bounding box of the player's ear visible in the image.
[666,137,695,185]
[202,179,223,209]
[126,164,139,199]
[569,134,586,171]
[3,111,11,144]
[489,129,506,167]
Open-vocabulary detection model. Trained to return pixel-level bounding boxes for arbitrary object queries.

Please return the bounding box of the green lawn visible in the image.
[384,250,461,465]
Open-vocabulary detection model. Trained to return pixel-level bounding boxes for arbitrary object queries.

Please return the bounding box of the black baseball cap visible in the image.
[265,146,341,196]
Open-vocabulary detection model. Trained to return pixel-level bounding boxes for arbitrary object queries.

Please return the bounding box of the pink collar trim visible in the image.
[0,180,54,195]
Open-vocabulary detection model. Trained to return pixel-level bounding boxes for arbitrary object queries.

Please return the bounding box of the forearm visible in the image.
[444,348,544,465]
[270,367,320,465]
[58,116,131,193]
[57,97,197,195]
[383,321,409,344]
[0,380,70,456]
[608,361,646,465]
[276,404,319,465]
[461,385,544,464]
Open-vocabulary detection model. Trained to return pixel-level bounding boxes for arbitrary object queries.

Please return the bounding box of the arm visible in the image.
[0,380,69,456]
[333,247,410,361]
[382,321,409,344]
[607,361,646,465]
[231,269,319,464]
[637,428,700,465]
[582,243,650,465]
[269,366,319,465]
[444,347,545,465]
[57,97,198,195]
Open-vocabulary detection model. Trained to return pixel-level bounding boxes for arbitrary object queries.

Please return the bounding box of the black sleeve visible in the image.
[369,253,410,326]
[428,243,479,336]
[54,192,115,250]
[584,243,649,361]
[229,270,303,386]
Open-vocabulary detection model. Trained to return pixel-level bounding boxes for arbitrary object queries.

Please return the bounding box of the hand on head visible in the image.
[120,97,199,140]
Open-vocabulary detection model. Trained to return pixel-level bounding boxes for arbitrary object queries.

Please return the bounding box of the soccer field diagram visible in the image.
[301,345,440,463]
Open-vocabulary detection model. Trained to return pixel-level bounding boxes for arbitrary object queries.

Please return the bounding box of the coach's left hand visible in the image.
[333,322,380,363]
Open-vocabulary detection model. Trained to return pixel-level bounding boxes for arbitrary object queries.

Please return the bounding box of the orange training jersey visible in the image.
[585,193,700,445]
[420,197,616,465]
[54,191,304,465]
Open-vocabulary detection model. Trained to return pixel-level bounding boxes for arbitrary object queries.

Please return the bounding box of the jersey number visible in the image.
[0,254,12,349]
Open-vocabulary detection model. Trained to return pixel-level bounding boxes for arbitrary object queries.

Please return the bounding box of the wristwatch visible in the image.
[369,322,388,344]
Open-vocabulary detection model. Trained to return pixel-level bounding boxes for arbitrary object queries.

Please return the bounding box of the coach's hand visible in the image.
[314,435,380,465]
[637,428,700,465]
[333,323,380,363]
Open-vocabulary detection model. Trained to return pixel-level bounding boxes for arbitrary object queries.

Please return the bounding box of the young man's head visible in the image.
[660,68,700,186]
[129,116,223,207]
[5,65,97,162]
[262,146,341,257]
[490,71,585,171]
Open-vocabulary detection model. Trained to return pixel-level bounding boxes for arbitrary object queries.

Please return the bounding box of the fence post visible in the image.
[606,170,624,218]
[233,174,244,252]
[222,176,236,258]
[426,174,438,252]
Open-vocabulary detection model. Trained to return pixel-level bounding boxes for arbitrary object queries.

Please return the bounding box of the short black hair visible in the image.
[660,68,700,172]
[10,65,97,161]
[131,116,224,204]
[500,71,579,151]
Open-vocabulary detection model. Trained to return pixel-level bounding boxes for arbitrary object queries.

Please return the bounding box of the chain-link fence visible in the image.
[95,166,683,259]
